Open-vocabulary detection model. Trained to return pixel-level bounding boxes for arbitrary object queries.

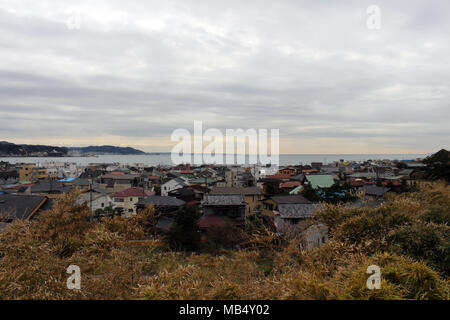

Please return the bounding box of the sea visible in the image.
[0,153,428,167]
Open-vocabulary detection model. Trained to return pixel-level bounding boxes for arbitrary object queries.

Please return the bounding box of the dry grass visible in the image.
[0,183,448,300]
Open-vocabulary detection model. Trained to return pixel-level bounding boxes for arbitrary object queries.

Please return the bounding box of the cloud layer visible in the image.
[0,0,449,153]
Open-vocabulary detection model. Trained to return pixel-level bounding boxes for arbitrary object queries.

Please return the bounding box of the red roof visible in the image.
[113,187,155,198]
[281,181,301,188]
[382,181,401,186]
[147,176,161,180]
[178,170,193,174]
[302,169,319,173]
[266,174,292,180]
[347,179,365,187]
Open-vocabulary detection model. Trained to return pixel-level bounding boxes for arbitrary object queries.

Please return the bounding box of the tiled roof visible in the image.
[113,187,154,197]
[210,187,263,195]
[271,195,311,204]
[266,174,292,180]
[280,181,301,188]
[276,203,316,219]
[0,194,48,220]
[31,181,72,193]
[202,194,246,206]
[102,174,139,180]
[137,196,185,207]
[362,185,391,196]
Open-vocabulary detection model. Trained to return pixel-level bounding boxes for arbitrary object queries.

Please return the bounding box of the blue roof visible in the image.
[59,178,76,182]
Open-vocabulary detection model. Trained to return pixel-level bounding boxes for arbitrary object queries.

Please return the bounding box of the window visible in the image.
[128,209,133,213]
[101,203,104,208]
[130,198,133,201]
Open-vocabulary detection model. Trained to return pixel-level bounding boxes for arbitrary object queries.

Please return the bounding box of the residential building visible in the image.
[0,194,53,224]
[136,195,185,213]
[112,187,154,217]
[198,194,247,229]
[77,187,113,212]
[304,174,335,189]
[209,186,264,216]
[161,177,189,196]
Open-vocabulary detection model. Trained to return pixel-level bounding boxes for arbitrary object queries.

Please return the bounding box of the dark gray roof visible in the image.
[71,178,90,186]
[290,174,305,181]
[202,194,246,206]
[30,181,71,194]
[0,194,48,220]
[361,185,391,197]
[277,203,315,219]
[101,174,139,180]
[137,196,185,207]
[271,195,311,204]
[210,187,263,195]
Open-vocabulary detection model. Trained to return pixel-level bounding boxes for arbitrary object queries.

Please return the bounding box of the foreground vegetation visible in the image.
[0,183,448,300]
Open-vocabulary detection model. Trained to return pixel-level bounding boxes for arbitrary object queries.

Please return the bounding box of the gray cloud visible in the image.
[0,0,449,152]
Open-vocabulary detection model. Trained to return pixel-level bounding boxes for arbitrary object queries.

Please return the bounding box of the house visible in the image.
[302,224,328,249]
[112,187,155,217]
[136,195,185,213]
[278,167,296,176]
[290,173,305,182]
[99,173,140,192]
[77,187,113,212]
[198,194,247,229]
[18,164,35,182]
[168,185,208,206]
[262,195,311,215]
[266,173,292,181]
[311,162,323,170]
[270,196,317,236]
[28,180,72,198]
[189,177,217,187]
[0,194,53,224]
[161,177,190,196]
[209,186,264,216]
[360,185,391,200]
[280,181,301,191]
[304,174,335,189]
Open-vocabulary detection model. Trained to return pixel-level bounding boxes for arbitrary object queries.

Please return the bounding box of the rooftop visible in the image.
[202,194,246,206]
[112,187,154,197]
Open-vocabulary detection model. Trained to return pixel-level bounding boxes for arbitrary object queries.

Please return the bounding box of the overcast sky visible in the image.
[0,0,449,154]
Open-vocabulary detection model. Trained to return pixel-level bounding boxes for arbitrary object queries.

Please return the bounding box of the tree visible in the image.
[165,205,201,251]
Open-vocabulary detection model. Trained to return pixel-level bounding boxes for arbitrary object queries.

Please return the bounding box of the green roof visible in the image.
[289,185,303,195]
[305,175,335,189]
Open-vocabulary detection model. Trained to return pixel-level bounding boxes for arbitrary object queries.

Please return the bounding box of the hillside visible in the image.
[0,142,145,156]
[0,141,68,156]
[0,183,448,299]
[69,145,146,155]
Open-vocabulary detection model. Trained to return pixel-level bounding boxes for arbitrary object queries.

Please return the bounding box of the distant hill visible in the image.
[0,142,145,156]
[0,142,68,156]
[69,145,146,155]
